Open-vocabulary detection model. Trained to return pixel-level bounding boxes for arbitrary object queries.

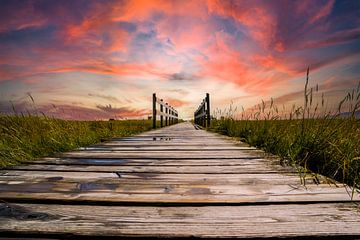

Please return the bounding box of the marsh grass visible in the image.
[0,114,153,167]
[210,68,360,189]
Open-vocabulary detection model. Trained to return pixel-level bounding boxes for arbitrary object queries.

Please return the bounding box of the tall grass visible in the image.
[210,68,360,189]
[0,115,153,167]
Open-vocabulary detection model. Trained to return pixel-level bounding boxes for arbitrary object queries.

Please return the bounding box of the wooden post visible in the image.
[169,107,172,125]
[165,103,168,126]
[202,100,205,127]
[174,110,176,124]
[160,99,164,128]
[206,93,210,127]
[152,93,156,129]
[170,107,174,125]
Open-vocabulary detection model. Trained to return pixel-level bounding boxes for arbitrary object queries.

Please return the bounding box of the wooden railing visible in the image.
[152,93,178,129]
[194,93,210,127]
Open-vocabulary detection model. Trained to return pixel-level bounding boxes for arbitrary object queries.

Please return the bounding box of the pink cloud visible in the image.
[304,27,360,49]
[48,62,171,79]
[251,54,297,76]
[197,32,246,82]
[309,0,335,24]
[0,2,47,32]
[165,98,189,108]
[112,0,208,22]
[207,0,280,51]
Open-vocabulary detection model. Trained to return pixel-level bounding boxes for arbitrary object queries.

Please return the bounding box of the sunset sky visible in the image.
[0,0,360,120]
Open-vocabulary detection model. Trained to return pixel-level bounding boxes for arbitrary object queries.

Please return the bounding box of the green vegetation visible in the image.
[210,69,360,189]
[211,118,359,188]
[0,115,153,167]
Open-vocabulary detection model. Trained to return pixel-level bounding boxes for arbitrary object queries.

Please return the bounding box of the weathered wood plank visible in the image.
[1,203,360,238]
[0,179,357,203]
[101,142,240,146]
[29,157,272,166]
[0,171,118,179]
[60,151,266,159]
[6,164,296,173]
[0,171,329,185]
[77,146,256,151]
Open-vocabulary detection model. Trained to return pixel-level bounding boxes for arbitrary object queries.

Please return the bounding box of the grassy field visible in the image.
[0,115,153,167]
[210,118,359,188]
[210,70,360,189]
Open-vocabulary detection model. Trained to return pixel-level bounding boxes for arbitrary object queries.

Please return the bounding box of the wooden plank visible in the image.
[0,179,357,203]
[6,164,296,173]
[60,151,265,159]
[100,142,241,147]
[109,136,238,142]
[93,142,245,147]
[0,171,118,179]
[1,203,360,238]
[0,171,328,185]
[77,146,256,151]
[29,157,271,165]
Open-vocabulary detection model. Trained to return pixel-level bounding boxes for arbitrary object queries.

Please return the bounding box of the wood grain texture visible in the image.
[0,122,359,238]
[29,157,272,166]
[6,164,297,174]
[1,203,360,238]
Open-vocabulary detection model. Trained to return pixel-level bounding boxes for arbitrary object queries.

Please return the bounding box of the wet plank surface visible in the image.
[0,122,359,239]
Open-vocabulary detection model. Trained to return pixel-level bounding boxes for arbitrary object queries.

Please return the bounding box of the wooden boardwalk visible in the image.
[0,122,360,239]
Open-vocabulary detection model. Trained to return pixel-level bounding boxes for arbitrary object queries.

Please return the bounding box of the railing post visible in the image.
[152,93,156,129]
[202,100,205,127]
[165,103,168,126]
[169,108,172,125]
[206,93,210,127]
[170,107,175,125]
[160,99,164,127]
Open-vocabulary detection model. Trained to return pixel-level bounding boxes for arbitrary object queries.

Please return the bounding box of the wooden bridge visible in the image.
[0,95,360,239]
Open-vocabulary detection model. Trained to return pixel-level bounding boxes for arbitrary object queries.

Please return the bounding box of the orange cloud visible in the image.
[63,4,131,53]
[49,62,170,79]
[251,54,298,76]
[165,98,189,108]
[112,0,208,22]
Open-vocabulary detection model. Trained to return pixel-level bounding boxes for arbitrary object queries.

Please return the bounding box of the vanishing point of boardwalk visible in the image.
[0,122,360,238]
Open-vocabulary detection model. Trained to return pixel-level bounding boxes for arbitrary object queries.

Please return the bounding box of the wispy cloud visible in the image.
[88,93,120,103]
